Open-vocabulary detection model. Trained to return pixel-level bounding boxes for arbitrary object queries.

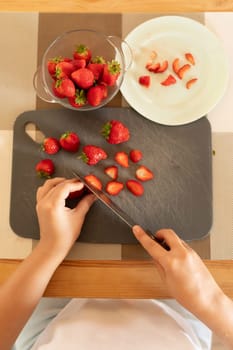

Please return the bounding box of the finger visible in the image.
[74,193,96,217]
[132,225,167,262]
[36,177,65,202]
[44,180,85,205]
[155,229,183,248]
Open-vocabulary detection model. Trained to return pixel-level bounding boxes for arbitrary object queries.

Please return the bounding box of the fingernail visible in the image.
[132,225,141,234]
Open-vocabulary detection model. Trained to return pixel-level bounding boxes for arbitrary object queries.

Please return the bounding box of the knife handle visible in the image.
[146,230,170,251]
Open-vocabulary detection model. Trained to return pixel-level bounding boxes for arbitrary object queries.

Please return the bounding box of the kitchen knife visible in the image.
[72,171,170,250]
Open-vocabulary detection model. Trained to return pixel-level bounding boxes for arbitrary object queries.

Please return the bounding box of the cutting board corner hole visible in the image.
[24,122,45,144]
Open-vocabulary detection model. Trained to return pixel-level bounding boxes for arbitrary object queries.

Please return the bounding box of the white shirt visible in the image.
[31,299,207,349]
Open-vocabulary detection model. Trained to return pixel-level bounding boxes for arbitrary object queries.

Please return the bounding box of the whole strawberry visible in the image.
[87,85,103,107]
[59,131,80,152]
[81,145,107,165]
[55,61,75,79]
[101,60,121,86]
[42,137,60,155]
[73,44,92,62]
[54,78,75,98]
[68,89,87,108]
[35,159,55,178]
[87,56,106,80]
[101,120,130,144]
[71,68,95,89]
[47,56,63,76]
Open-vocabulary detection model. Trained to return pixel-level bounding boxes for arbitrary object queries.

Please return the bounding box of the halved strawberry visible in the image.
[138,75,150,87]
[84,174,102,191]
[186,78,198,89]
[106,181,124,196]
[126,179,144,196]
[35,159,55,178]
[81,145,107,165]
[42,137,60,155]
[185,52,195,65]
[177,64,191,79]
[73,44,92,62]
[129,149,143,163]
[161,74,176,86]
[135,165,154,182]
[114,151,129,168]
[104,165,118,180]
[156,60,168,73]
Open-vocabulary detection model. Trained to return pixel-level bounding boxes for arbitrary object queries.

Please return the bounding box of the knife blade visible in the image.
[72,170,170,251]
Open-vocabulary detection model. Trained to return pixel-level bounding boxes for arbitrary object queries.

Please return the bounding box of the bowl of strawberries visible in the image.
[33,29,132,110]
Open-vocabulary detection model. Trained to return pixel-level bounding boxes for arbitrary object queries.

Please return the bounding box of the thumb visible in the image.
[74,194,96,217]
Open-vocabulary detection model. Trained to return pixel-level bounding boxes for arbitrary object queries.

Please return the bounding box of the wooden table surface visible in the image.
[0,1,233,299]
[0,0,233,12]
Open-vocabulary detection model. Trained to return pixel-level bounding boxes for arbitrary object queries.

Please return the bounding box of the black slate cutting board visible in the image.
[10,107,212,243]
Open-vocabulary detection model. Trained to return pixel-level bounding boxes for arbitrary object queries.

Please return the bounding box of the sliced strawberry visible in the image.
[68,89,87,108]
[186,78,198,89]
[185,52,195,65]
[126,179,144,196]
[71,68,95,89]
[104,166,118,180]
[129,149,143,163]
[73,44,92,62]
[115,151,129,168]
[161,74,176,86]
[136,165,154,182]
[35,159,55,178]
[156,60,168,73]
[84,174,102,191]
[68,188,85,199]
[177,64,191,79]
[106,181,124,196]
[81,145,107,165]
[54,78,75,97]
[87,85,104,107]
[172,58,180,75]
[138,75,150,87]
[42,137,60,155]
[146,62,160,73]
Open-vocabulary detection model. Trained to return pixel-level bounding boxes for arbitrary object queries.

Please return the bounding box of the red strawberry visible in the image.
[106,181,124,196]
[59,131,80,152]
[135,165,154,182]
[54,78,75,97]
[161,74,176,86]
[73,44,92,62]
[55,61,75,79]
[87,85,104,106]
[101,120,130,144]
[47,56,63,76]
[126,179,144,196]
[156,60,168,73]
[138,75,150,87]
[81,145,107,165]
[87,56,105,80]
[71,68,95,89]
[172,58,180,75]
[71,59,86,69]
[146,62,160,73]
[42,137,60,155]
[101,60,121,86]
[186,78,198,89]
[177,64,191,79]
[104,165,118,180]
[185,52,195,65]
[68,188,85,199]
[84,174,103,190]
[52,81,66,98]
[129,149,143,163]
[35,159,55,178]
[115,151,129,168]
[68,89,87,108]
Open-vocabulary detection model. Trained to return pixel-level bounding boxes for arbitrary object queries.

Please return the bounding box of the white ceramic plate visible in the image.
[120,16,229,125]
